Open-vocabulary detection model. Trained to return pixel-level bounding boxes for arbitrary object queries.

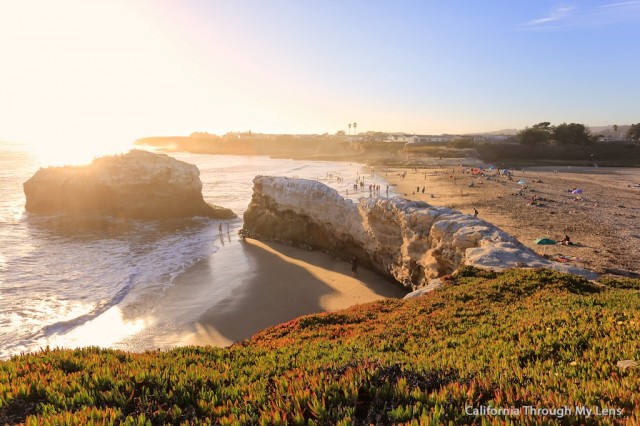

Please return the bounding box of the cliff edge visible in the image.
[23,150,236,219]
[242,176,597,289]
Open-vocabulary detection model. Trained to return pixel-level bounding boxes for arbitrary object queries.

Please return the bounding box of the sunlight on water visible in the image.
[0,146,397,358]
[50,306,147,350]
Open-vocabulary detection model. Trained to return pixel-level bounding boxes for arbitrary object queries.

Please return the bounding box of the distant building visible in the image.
[384,134,457,144]
[468,134,516,143]
[385,134,411,143]
[597,135,627,142]
[486,135,511,141]
[224,132,276,140]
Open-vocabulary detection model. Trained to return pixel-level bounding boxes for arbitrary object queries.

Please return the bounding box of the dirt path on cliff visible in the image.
[383,166,640,278]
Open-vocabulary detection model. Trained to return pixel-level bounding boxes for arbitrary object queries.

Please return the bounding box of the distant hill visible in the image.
[468,129,518,136]
[589,125,630,137]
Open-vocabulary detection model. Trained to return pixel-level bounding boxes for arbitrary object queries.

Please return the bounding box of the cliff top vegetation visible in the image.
[2,268,639,425]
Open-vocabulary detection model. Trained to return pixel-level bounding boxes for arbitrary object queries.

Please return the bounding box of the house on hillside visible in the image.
[385,134,411,143]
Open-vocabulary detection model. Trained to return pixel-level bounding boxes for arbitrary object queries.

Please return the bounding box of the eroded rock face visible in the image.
[243,176,597,289]
[23,150,236,219]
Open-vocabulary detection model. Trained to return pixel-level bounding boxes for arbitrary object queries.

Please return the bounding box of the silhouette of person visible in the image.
[350,256,359,276]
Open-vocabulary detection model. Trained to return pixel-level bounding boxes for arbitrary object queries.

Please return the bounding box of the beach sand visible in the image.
[137,164,638,351]
[383,165,640,277]
[147,235,406,349]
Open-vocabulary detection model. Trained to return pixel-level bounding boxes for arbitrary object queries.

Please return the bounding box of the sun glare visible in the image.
[25,139,133,168]
[49,305,147,350]
[0,1,212,162]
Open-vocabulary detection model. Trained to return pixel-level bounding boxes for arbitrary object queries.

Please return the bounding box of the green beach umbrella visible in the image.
[535,238,557,245]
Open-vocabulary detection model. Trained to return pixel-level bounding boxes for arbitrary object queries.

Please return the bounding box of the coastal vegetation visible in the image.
[627,123,640,144]
[1,268,639,424]
[475,141,640,167]
[135,134,360,160]
[517,122,595,146]
[136,125,640,167]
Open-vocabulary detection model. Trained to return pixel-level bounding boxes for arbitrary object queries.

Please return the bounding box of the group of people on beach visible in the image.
[326,172,345,183]
[347,176,387,198]
[218,222,229,234]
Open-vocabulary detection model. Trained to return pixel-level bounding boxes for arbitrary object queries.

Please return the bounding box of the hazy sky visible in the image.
[1,0,639,150]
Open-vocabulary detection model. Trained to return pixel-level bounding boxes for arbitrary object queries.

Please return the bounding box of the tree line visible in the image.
[518,122,640,145]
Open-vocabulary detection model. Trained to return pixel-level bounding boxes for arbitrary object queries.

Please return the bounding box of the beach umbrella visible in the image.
[517,179,526,185]
[535,238,557,245]
[571,189,583,194]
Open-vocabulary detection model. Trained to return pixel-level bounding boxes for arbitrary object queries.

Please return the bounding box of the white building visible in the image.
[384,134,457,143]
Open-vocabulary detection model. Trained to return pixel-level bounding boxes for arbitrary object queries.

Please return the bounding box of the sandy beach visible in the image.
[146,235,406,349]
[383,165,640,277]
[134,163,639,351]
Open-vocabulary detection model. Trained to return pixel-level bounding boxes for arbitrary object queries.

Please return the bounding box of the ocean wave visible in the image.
[41,271,138,337]
[1,150,388,358]
[0,217,221,358]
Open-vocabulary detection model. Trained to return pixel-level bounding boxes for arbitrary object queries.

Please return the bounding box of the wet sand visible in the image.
[148,235,406,348]
[384,165,640,277]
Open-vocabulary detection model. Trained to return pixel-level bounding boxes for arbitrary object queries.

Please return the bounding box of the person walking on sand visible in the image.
[218,223,223,234]
[473,208,479,217]
[350,256,359,276]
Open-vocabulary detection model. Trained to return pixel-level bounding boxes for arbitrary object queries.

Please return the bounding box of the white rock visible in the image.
[404,279,443,299]
[243,176,598,289]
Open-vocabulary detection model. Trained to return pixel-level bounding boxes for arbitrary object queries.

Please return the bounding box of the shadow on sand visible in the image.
[157,238,406,347]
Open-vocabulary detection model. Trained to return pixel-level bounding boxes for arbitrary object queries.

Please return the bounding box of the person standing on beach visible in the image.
[473,208,479,217]
[218,223,223,234]
[350,256,359,276]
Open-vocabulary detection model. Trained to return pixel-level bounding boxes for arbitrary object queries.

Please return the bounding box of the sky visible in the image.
[1,0,639,152]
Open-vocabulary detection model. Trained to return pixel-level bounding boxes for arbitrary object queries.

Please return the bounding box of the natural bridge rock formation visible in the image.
[24,150,236,219]
[242,176,597,289]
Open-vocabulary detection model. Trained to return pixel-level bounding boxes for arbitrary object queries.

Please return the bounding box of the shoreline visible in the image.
[70,157,640,353]
[144,235,407,349]
[150,161,639,350]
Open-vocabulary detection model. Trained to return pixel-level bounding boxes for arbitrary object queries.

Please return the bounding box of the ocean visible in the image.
[0,141,394,359]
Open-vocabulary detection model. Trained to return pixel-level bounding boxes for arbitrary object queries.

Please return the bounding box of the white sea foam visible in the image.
[0,145,395,358]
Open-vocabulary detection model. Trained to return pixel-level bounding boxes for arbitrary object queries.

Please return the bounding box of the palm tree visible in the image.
[613,124,618,140]
[348,123,352,135]
[353,122,357,135]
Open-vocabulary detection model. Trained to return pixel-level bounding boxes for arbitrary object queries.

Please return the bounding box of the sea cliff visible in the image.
[23,150,236,219]
[242,176,597,289]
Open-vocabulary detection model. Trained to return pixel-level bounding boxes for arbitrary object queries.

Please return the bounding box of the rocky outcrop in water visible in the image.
[23,150,236,219]
[242,176,597,289]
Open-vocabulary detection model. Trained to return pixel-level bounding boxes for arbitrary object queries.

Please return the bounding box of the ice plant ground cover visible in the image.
[1,268,639,425]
